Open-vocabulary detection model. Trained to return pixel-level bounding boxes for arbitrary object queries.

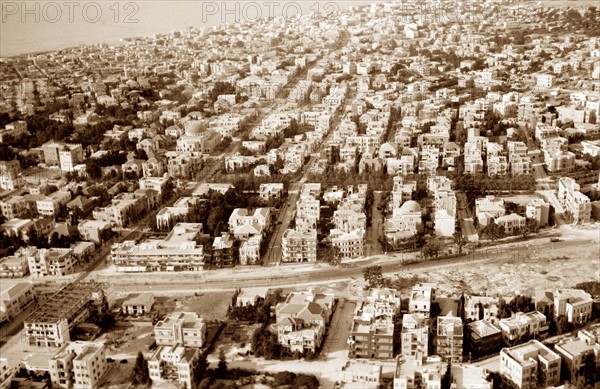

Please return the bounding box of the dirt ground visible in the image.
[152,292,234,322]
[349,226,600,299]
[214,323,262,361]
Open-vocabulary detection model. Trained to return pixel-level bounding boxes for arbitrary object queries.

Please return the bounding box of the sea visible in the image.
[0,0,368,57]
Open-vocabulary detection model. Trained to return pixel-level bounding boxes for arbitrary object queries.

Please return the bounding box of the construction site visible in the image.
[23,281,114,348]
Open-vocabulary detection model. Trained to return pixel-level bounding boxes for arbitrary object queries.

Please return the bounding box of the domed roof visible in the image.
[185,121,206,135]
[400,200,421,213]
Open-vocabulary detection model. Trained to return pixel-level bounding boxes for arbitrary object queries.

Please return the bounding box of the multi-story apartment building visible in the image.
[536,289,594,324]
[24,282,113,347]
[536,73,555,88]
[36,191,72,218]
[259,183,284,201]
[48,341,108,389]
[58,144,84,172]
[282,228,317,262]
[408,283,436,318]
[155,197,197,230]
[463,295,500,323]
[500,340,561,389]
[498,311,549,346]
[0,160,22,190]
[228,208,270,236]
[295,196,320,230]
[330,229,365,259]
[166,151,202,179]
[148,344,200,389]
[0,251,29,278]
[340,360,382,389]
[558,177,591,224]
[0,195,29,219]
[348,289,400,359]
[544,148,575,172]
[209,232,235,267]
[24,247,76,278]
[77,220,111,245]
[467,320,502,354]
[554,329,600,381]
[332,208,367,233]
[154,312,206,348]
[42,142,84,171]
[401,314,429,358]
[393,355,446,389]
[239,234,261,265]
[487,155,509,176]
[507,141,528,158]
[526,198,550,227]
[464,154,484,174]
[436,313,463,363]
[275,290,334,353]
[0,281,34,324]
[509,155,532,175]
[111,223,204,272]
[0,358,14,389]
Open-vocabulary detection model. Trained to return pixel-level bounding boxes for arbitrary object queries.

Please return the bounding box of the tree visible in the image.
[522,219,540,237]
[131,351,150,385]
[363,265,384,288]
[28,228,49,249]
[442,360,452,389]
[192,353,208,387]
[274,372,296,386]
[480,222,506,241]
[216,349,228,378]
[422,238,443,259]
[317,244,341,266]
[134,148,148,160]
[578,352,599,386]
[453,230,465,254]
[497,298,512,319]
[556,315,575,335]
[292,374,320,389]
[508,295,535,314]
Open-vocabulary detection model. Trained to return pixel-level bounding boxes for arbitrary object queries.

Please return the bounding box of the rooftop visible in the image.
[25,281,107,324]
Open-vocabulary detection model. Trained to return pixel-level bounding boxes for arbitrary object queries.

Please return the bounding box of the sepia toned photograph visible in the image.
[0,0,599,388]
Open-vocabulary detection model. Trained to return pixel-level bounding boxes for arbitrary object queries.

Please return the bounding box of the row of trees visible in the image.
[363,265,427,292]
[184,188,250,237]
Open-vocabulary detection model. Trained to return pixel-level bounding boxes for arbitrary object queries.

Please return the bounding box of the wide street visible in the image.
[89,232,598,294]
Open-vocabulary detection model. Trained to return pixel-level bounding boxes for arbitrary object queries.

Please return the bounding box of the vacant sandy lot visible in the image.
[152,292,234,322]
[350,231,600,299]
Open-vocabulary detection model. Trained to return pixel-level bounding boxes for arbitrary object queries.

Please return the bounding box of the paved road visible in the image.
[263,83,355,265]
[93,235,589,293]
[264,183,300,265]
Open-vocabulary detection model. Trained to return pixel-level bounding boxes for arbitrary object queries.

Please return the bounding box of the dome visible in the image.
[185,121,206,135]
[400,200,421,213]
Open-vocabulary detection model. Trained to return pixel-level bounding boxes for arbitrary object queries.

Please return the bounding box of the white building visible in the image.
[154,311,206,348]
[148,344,200,389]
[500,340,561,389]
[111,223,204,272]
[49,341,108,389]
[282,228,317,263]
